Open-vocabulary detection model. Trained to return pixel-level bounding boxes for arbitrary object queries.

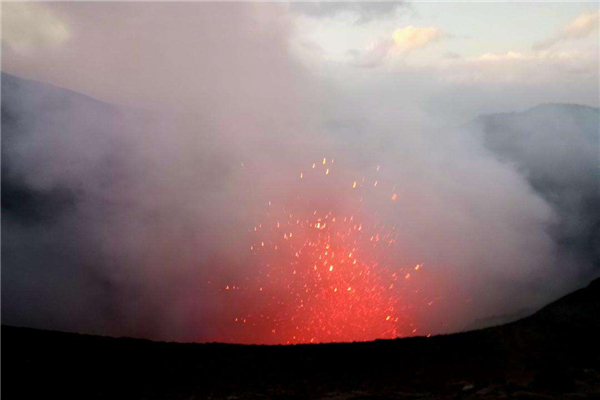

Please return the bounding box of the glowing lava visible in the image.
[220,158,427,344]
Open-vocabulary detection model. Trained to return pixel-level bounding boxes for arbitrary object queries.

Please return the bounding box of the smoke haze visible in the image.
[2,2,599,343]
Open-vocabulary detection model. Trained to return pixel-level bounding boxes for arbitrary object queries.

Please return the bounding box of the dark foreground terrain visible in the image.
[4,277,600,399]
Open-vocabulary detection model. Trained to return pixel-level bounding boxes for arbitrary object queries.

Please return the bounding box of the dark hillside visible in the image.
[4,277,599,399]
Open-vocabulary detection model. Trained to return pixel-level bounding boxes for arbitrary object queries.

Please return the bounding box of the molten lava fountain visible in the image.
[220,158,429,344]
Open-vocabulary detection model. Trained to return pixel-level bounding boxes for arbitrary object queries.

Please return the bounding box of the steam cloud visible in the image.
[2,3,598,342]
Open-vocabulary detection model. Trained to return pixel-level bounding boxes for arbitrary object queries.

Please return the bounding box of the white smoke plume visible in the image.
[2,2,598,342]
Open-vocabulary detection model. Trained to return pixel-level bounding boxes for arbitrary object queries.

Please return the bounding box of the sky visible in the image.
[292,2,599,61]
[1,2,599,344]
[2,1,599,119]
[290,1,599,120]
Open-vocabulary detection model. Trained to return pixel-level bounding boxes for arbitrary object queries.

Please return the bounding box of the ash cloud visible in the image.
[2,3,599,342]
[475,104,600,284]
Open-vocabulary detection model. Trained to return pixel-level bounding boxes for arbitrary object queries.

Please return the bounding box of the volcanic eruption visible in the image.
[2,2,598,353]
[218,157,432,344]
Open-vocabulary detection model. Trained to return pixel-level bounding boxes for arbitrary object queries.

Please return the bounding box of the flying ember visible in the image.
[221,158,428,344]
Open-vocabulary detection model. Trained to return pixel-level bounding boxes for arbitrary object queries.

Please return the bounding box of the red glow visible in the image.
[218,159,429,344]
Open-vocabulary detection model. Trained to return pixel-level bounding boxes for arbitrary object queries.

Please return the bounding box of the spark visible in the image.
[220,158,426,344]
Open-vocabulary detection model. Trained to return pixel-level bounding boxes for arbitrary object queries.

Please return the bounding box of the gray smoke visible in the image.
[2,3,599,342]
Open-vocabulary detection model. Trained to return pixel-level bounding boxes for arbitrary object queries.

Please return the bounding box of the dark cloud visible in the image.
[443,51,461,59]
[290,1,407,22]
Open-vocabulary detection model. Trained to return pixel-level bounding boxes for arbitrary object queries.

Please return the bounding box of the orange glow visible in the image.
[219,158,427,344]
